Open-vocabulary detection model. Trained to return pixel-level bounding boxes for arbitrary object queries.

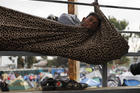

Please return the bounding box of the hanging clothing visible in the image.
[58,13,80,25]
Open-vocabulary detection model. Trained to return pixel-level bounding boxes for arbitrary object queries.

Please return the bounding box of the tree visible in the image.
[56,57,68,67]
[108,16,128,30]
[17,56,24,68]
[40,56,68,67]
[25,56,37,68]
[41,56,47,60]
[135,25,140,37]
[47,57,58,67]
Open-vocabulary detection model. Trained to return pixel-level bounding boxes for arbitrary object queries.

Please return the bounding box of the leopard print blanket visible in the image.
[0,5,129,64]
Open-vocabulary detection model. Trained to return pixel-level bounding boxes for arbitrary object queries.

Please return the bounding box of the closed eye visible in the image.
[93,22,97,24]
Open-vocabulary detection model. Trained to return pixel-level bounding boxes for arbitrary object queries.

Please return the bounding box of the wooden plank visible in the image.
[68,0,77,14]
[68,59,77,80]
[67,0,79,81]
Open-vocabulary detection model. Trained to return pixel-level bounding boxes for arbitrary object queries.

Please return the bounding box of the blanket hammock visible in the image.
[0,5,129,64]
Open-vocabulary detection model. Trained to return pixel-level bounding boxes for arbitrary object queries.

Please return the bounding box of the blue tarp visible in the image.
[80,78,101,87]
[124,79,140,86]
[51,68,64,76]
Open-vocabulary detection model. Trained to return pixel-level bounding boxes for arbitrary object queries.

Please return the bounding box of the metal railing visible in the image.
[32,0,140,10]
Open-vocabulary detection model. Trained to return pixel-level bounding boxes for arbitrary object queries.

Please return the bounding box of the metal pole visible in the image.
[95,0,98,3]
[125,52,140,56]
[101,5,140,10]
[32,0,140,10]
[118,31,140,34]
[32,0,92,6]
[95,0,108,87]
[24,56,27,69]
[102,63,108,87]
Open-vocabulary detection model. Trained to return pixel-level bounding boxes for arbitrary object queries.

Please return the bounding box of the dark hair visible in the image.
[47,15,58,21]
[86,12,102,28]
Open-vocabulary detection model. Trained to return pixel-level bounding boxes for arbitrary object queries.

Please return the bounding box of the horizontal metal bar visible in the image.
[0,51,45,56]
[31,0,140,10]
[125,52,140,56]
[118,31,140,34]
[100,5,140,10]
[0,51,139,56]
[32,0,93,6]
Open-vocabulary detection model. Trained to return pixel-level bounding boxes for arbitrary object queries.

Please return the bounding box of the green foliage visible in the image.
[56,57,68,67]
[115,57,130,66]
[47,57,58,67]
[46,57,68,67]
[135,33,140,37]
[108,16,130,66]
[17,56,24,68]
[26,56,37,68]
[41,56,48,60]
[134,25,140,37]
[109,16,131,41]
[108,16,128,30]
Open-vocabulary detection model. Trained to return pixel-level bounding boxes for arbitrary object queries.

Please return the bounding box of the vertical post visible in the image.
[68,0,77,14]
[24,56,27,69]
[68,59,80,81]
[102,63,108,87]
[95,0,98,3]
[0,56,2,66]
[68,0,80,81]
[94,0,108,87]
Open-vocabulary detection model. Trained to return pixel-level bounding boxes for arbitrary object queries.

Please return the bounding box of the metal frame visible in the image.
[32,0,140,10]
[118,31,140,34]
[0,51,139,56]
[1,0,140,88]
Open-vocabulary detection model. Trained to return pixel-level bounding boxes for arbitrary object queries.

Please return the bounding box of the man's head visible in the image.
[81,12,102,31]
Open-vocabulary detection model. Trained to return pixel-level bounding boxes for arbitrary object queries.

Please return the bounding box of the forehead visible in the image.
[87,16,98,22]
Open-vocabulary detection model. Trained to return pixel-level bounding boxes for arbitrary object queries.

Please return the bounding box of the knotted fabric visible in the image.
[0,5,129,64]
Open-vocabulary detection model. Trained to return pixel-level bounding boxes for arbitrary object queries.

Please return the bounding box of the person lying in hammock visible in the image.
[0,5,128,63]
[47,12,102,32]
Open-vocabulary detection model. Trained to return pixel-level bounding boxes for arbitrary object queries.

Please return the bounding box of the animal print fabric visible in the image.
[0,5,129,64]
